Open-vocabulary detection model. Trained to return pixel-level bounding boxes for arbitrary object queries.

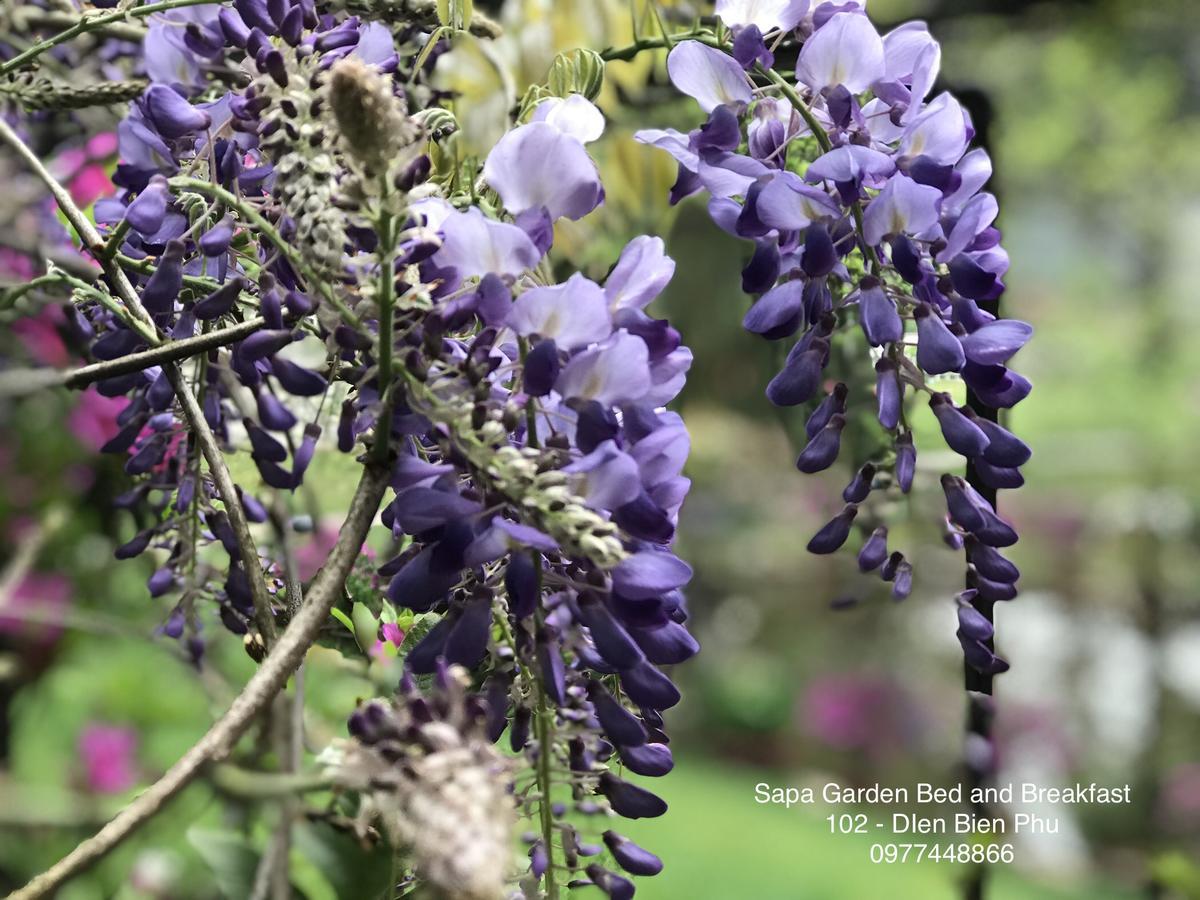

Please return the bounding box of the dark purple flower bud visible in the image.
[743,280,805,340]
[806,383,847,438]
[972,571,1018,602]
[741,239,781,294]
[909,156,960,192]
[538,637,566,705]
[405,614,453,674]
[259,48,288,87]
[891,559,913,600]
[239,328,295,362]
[387,547,458,612]
[614,493,674,544]
[266,0,289,28]
[957,598,993,642]
[142,85,212,139]
[247,423,287,462]
[890,235,924,284]
[874,358,902,430]
[588,681,647,747]
[628,621,698,665]
[857,526,888,572]
[92,327,143,360]
[895,432,916,493]
[973,458,1024,489]
[115,530,153,559]
[162,608,185,639]
[807,504,857,554]
[256,387,296,432]
[960,319,1033,366]
[949,253,1003,300]
[314,23,360,53]
[529,841,549,878]
[279,4,303,44]
[801,223,837,278]
[443,596,492,669]
[619,660,680,710]
[199,216,234,257]
[612,552,692,601]
[510,706,531,752]
[390,487,481,533]
[292,424,320,484]
[270,356,327,397]
[843,463,876,504]
[795,413,844,473]
[965,412,1031,468]
[617,741,674,778]
[514,206,554,255]
[585,864,636,900]
[472,273,511,327]
[941,475,1018,547]
[914,303,965,374]
[218,8,251,46]
[967,539,1020,584]
[577,594,644,670]
[603,831,664,876]
[126,437,165,475]
[766,338,827,407]
[694,105,742,153]
[194,277,244,320]
[598,773,667,819]
[859,278,903,346]
[574,400,620,453]
[524,339,560,397]
[148,567,175,598]
[930,392,990,458]
[733,24,774,69]
[959,632,1008,675]
[962,361,1032,409]
[125,175,170,236]
[141,239,185,315]
[500,552,537,620]
[235,0,276,33]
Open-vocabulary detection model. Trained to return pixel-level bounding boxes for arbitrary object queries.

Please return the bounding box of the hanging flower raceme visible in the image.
[636,4,1030,675]
[23,7,697,895]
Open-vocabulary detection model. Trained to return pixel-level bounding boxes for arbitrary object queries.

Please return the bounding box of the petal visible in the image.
[555,331,651,406]
[604,236,676,312]
[666,41,753,113]
[862,175,943,245]
[531,94,606,144]
[797,11,885,94]
[483,122,603,221]
[715,0,809,31]
[612,551,693,600]
[432,207,542,280]
[507,273,612,350]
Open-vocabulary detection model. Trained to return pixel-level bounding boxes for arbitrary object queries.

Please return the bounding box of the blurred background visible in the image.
[2,0,1200,897]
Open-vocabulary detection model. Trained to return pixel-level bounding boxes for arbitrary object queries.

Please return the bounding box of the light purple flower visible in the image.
[564,440,642,510]
[715,0,809,32]
[604,236,675,313]
[897,92,971,165]
[861,175,942,245]
[796,11,885,94]
[756,172,841,230]
[555,331,650,406]
[507,274,612,350]
[483,122,603,221]
[666,41,753,113]
[432,207,542,280]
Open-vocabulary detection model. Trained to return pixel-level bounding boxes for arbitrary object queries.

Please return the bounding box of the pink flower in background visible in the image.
[0,572,72,644]
[802,674,923,759]
[11,306,69,368]
[67,388,129,452]
[78,724,138,794]
[294,521,341,581]
[371,621,407,660]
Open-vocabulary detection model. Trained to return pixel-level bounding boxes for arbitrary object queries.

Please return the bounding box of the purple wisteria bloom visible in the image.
[637,5,1032,675]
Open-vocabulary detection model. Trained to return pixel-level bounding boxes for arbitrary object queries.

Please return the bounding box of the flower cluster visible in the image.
[16,3,697,895]
[637,1,1031,674]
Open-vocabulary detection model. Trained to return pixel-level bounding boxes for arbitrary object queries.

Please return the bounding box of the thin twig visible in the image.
[0,316,268,397]
[6,464,390,900]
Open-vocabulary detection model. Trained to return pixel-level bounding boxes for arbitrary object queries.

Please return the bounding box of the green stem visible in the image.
[373,184,397,465]
[0,0,221,76]
[599,31,717,62]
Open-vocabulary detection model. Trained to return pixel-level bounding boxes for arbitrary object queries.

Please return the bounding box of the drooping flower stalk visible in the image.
[3,4,698,897]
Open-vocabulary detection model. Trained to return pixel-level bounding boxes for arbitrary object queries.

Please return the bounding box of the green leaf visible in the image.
[293,821,395,900]
[329,607,355,634]
[187,828,260,900]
